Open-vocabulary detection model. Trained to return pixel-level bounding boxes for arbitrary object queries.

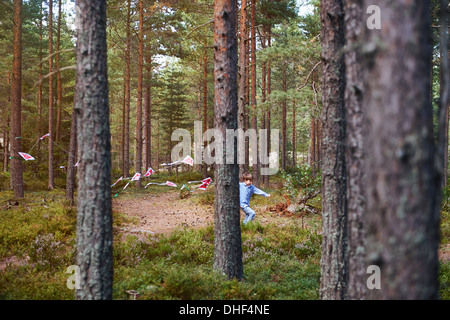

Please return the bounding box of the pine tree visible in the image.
[75,0,113,300]
[319,0,347,300]
[10,0,24,199]
[363,0,440,299]
[212,0,243,280]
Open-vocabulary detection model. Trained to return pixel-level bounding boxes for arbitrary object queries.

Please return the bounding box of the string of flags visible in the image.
[11,132,212,197]
[10,132,78,167]
[161,155,194,167]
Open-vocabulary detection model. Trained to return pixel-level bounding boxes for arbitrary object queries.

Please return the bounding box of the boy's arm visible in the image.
[253,187,270,197]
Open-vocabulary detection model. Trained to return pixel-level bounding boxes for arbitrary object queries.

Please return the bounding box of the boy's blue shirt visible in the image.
[239,182,269,208]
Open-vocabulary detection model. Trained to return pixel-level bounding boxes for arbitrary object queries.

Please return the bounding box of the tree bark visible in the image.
[238,0,247,179]
[213,0,243,280]
[48,0,55,190]
[266,26,271,186]
[311,117,316,172]
[250,0,259,186]
[261,27,268,185]
[245,14,250,172]
[281,62,287,171]
[344,0,366,300]
[123,0,131,178]
[135,0,144,188]
[10,0,24,199]
[319,0,347,300]
[75,0,113,300]
[144,55,152,171]
[292,100,296,167]
[439,0,449,188]
[56,0,62,143]
[363,0,440,299]
[37,3,43,164]
[66,102,77,205]
[203,38,209,178]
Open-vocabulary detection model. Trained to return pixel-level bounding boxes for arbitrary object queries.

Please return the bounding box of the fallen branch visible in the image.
[286,188,321,215]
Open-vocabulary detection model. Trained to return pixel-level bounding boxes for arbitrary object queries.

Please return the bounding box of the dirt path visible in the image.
[113,192,215,235]
[112,190,322,238]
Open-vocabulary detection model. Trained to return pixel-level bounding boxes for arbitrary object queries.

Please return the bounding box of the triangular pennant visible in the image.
[18,152,35,161]
[144,167,155,177]
[198,182,208,190]
[202,177,212,184]
[111,176,123,188]
[39,133,50,140]
[181,155,194,166]
[165,181,177,187]
[131,173,141,181]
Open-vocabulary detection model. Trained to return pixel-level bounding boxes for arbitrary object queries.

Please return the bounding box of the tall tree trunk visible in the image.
[135,0,144,188]
[37,2,43,165]
[203,38,208,178]
[213,0,243,280]
[245,13,250,172]
[250,0,259,186]
[66,30,79,206]
[363,0,440,299]
[292,100,296,167]
[56,0,62,143]
[311,117,316,172]
[281,63,287,171]
[75,0,113,300]
[344,0,366,300]
[439,0,449,188]
[261,27,268,185]
[319,0,347,300]
[48,0,55,190]
[144,56,152,171]
[123,0,131,178]
[66,101,77,205]
[238,0,247,179]
[121,66,126,174]
[10,0,24,199]
[266,26,271,186]
[2,129,9,172]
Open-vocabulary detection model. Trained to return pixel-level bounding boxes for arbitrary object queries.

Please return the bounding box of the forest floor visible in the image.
[112,187,312,238]
[113,190,450,262]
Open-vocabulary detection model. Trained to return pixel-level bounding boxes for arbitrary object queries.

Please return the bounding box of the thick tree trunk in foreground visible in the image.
[439,0,449,188]
[363,0,440,299]
[344,0,366,300]
[75,0,113,300]
[213,0,243,280]
[319,0,347,300]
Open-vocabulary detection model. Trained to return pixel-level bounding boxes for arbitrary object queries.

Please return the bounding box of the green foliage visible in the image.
[111,220,321,300]
[441,199,450,246]
[439,261,450,299]
[28,233,75,271]
[281,164,321,199]
[0,191,76,259]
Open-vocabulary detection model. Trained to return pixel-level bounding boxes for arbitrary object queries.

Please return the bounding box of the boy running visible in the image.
[239,172,271,225]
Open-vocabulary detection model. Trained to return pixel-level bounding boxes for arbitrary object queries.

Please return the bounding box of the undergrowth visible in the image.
[0,183,449,300]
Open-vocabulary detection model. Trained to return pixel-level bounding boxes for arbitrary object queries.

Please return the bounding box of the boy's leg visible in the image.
[242,206,256,225]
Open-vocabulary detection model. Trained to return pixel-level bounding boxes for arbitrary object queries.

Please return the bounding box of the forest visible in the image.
[0,0,449,303]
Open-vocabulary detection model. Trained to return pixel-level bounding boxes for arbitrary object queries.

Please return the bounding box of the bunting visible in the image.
[18,152,35,161]
[144,167,155,177]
